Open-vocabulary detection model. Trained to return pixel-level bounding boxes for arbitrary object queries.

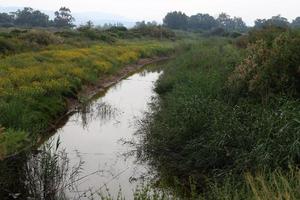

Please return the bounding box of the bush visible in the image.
[246,26,288,47]
[20,30,63,46]
[0,38,16,55]
[54,30,79,38]
[107,26,127,32]
[204,27,228,37]
[229,32,242,38]
[131,26,176,40]
[0,129,29,159]
[228,30,300,99]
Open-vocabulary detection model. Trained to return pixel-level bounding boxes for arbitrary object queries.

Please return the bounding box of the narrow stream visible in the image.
[48,65,163,198]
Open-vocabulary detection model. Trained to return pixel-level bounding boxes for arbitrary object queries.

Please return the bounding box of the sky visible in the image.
[1,0,299,25]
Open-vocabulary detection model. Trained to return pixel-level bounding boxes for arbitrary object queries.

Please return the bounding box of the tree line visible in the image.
[0,7,75,28]
[254,15,300,29]
[163,11,300,32]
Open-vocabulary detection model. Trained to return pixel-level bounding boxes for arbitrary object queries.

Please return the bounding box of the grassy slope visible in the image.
[137,37,300,199]
[0,39,175,158]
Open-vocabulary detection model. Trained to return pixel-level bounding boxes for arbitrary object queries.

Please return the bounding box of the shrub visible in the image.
[131,26,176,40]
[228,31,300,99]
[0,38,17,55]
[0,129,29,159]
[246,26,288,47]
[204,27,228,37]
[229,31,242,38]
[20,30,63,46]
[54,30,79,38]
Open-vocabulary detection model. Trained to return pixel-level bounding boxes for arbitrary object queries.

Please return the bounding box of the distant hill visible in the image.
[0,6,136,27]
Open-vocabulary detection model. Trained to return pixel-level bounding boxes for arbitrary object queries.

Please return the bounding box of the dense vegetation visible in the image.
[0,7,74,28]
[163,11,300,34]
[0,26,176,158]
[0,23,175,57]
[137,27,300,199]
[163,11,247,33]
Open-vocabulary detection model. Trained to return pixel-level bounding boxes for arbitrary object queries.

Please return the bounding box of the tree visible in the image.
[0,13,14,27]
[268,15,289,28]
[54,7,75,28]
[233,17,247,32]
[13,7,50,27]
[291,17,300,28]
[217,13,247,32]
[188,13,218,30]
[255,19,267,28]
[217,13,234,30]
[255,15,289,29]
[135,21,147,28]
[77,20,94,32]
[147,21,158,27]
[163,11,188,30]
[85,20,94,29]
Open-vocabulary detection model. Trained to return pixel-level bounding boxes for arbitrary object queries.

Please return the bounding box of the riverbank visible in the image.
[137,34,300,199]
[0,40,175,158]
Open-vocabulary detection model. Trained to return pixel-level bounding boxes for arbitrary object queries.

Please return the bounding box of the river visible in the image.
[0,64,164,200]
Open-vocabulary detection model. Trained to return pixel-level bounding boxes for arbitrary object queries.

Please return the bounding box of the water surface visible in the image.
[50,67,163,198]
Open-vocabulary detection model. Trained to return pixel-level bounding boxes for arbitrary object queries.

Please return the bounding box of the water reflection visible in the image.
[0,140,83,200]
[79,101,120,129]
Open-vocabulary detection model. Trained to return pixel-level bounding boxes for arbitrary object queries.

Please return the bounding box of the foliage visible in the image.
[234,26,289,48]
[20,30,64,46]
[188,14,218,31]
[0,38,17,55]
[0,139,84,200]
[163,11,189,30]
[0,7,75,28]
[255,15,290,29]
[217,13,247,32]
[228,30,300,99]
[0,129,29,159]
[163,11,247,33]
[0,13,14,27]
[131,24,176,40]
[95,167,300,199]
[54,7,75,28]
[292,17,300,28]
[13,7,51,27]
[24,140,83,200]
[136,37,300,197]
[0,26,176,57]
[201,168,300,200]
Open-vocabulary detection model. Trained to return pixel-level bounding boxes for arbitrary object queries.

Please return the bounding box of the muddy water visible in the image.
[48,66,162,199]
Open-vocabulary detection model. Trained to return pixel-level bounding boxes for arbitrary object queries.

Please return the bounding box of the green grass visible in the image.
[135,37,300,198]
[200,168,300,200]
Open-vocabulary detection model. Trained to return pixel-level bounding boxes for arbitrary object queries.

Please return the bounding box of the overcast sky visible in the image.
[1,0,299,25]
